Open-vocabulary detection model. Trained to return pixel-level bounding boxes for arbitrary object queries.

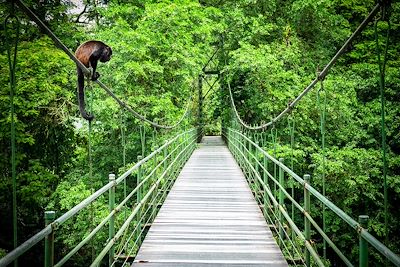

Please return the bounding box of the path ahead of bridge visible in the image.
[132,136,287,266]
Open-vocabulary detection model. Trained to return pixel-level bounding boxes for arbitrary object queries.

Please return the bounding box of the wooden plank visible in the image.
[131,136,288,266]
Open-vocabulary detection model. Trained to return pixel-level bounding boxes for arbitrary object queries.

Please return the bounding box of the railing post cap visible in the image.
[279,158,284,162]
[45,211,55,220]
[359,215,369,224]
[137,155,143,160]
[109,173,115,180]
[304,174,311,182]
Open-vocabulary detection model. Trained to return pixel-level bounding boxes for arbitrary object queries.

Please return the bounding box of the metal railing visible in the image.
[223,127,400,267]
[0,129,198,267]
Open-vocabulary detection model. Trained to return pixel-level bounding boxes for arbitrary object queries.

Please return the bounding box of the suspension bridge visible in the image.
[1,1,400,267]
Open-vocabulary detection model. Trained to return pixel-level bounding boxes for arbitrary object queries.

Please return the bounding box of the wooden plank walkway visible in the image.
[132,136,287,267]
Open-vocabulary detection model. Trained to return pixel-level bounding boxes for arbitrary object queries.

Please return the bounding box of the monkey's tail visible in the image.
[77,67,94,121]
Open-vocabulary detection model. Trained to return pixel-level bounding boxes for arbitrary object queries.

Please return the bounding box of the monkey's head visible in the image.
[100,46,112,63]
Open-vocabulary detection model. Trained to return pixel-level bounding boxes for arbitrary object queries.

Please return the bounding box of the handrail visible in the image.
[56,131,196,266]
[223,127,400,266]
[224,129,324,266]
[224,128,352,266]
[90,133,197,266]
[0,129,197,267]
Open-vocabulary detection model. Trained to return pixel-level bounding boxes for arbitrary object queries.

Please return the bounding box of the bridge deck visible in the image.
[132,136,287,267]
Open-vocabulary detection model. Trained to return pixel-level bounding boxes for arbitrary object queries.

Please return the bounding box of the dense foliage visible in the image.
[0,0,399,265]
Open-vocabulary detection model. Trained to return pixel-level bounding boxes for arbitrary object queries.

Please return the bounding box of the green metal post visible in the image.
[121,112,126,200]
[163,141,168,179]
[359,215,369,267]
[152,128,157,182]
[263,155,270,212]
[239,130,243,163]
[243,134,247,171]
[241,131,244,160]
[288,116,295,246]
[178,137,183,169]
[264,132,268,176]
[279,158,285,246]
[231,129,235,156]
[44,211,55,267]
[236,130,240,159]
[247,134,251,174]
[108,174,115,266]
[140,126,146,157]
[254,138,259,197]
[234,130,238,158]
[197,75,203,143]
[272,128,277,200]
[151,147,157,222]
[255,134,260,172]
[237,130,240,159]
[137,156,143,243]
[247,133,252,174]
[171,141,176,175]
[304,174,311,267]
[121,112,127,223]
[236,130,240,161]
[248,136,252,178]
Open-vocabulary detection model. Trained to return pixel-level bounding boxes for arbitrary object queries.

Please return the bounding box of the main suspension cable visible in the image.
[227,2,381,131]
[15,0,193,130]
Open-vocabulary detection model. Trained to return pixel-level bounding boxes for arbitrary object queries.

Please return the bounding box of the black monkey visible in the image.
[75,40,112,121]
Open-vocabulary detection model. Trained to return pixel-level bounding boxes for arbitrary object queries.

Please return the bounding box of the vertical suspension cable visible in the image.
[374,7,391,249]
[152,127,157,180]
[287,114,295,251]
[4,5,20,267]
[87,82,95,261]
[152,127,156,150]
[121,111,126,167]
[140,125,146,157]
[317,80,327,258]
[120,110,127,222]
[271,126,278,200]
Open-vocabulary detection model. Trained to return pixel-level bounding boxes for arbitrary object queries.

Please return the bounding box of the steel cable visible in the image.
[374,6,391,251]
[226,3,381,131]
[15,0,193,130]
[4,7,20,267]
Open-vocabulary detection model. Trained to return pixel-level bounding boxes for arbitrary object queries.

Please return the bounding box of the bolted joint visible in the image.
[358,215,369,233]
[287,100,294,112]
[45,211,57,230]
[303,174,310,188]
[317,71,327,82]
[109,173,116,186]
[51,221,59,231]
